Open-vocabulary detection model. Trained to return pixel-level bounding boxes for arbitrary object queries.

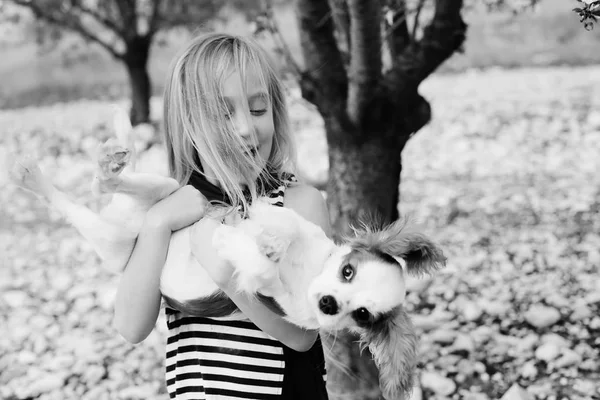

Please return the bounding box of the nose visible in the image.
[232,112,251,138]
[318,295,339,315]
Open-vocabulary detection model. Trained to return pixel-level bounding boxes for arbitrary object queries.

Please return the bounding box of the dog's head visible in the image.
[307,217,446,399]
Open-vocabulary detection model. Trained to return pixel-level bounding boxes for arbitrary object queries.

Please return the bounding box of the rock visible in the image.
[521,361,538,379]
[588,316,600,330]
[524,304,561,328]
[574,379,597,397]
[451,334,476,354]
[456,359,477,376]
[421,371,456,396]
[528,382,553,399]
[480,300,510,317]
[501,383,534,400]
[579,359,599,371]
[515,334,539,354]
[83,365,106,385]
[28,375,66,397]
[540,333,569,348]
[3,290,30,308]
[535,342,561,362]
[406,385,423,400]
[462,301,484,322]
[430,329,458,345]
[462,392,489,400]
[118,383,158,399]
[584,291,600,305]
[471,326,495,344]
[554,348,582,369]
[17,351,37,364]
[437,355,462,371]
[406,276,433,294]
[570,303,592,321]
[412,313,451,332]
[73,295,96,314]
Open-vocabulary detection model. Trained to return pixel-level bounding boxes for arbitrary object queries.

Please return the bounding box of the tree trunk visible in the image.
[327,131,402,234]
[293,0,463,397]
[123,35,151,125]
[320,92,431,400]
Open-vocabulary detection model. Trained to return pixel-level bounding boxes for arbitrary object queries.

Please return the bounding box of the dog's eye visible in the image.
[352,307,373,326]
[341,264,354,281]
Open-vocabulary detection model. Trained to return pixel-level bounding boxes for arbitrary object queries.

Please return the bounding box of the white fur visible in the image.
[9,109,446,400]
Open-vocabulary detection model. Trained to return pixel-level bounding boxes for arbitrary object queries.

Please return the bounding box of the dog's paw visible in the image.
[256,232,290,263]
[249,201,300,241]
[212,224,239,260]
[213,224,280,294]
[9,157,53,199]
[95,139,130,179]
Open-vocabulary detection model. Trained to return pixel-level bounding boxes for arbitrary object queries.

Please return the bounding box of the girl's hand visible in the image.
[146,185,208,232]
[190,217,235,288]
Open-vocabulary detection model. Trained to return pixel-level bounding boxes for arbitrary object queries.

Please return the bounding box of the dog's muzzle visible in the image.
[318,295,338,315]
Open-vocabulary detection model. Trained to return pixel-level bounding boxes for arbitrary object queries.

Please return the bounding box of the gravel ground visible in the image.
[1,65,599,400]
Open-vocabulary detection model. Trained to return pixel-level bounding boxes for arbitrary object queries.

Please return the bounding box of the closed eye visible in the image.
[250,109,267,116]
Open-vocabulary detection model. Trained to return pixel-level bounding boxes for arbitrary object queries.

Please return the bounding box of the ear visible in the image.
[361,306,418,400]
[379,218,447,277]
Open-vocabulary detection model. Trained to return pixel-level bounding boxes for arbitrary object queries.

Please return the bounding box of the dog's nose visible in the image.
[318,295,338,315]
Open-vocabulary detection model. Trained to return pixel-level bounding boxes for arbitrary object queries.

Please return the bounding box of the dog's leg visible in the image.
[212,223,283,296]
[10,157,136,272]
[91,139,180,206]
[248,201,300,243]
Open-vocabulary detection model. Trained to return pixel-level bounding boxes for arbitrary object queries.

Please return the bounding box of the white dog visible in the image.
[9,110,446,400]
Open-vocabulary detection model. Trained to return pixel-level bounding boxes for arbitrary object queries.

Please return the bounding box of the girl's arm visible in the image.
[113,185,207,343]
[192,184,331,352]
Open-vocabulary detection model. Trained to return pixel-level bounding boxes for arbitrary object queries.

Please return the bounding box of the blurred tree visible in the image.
[258,0,545,398]
[573,0,600,30]
[3,0,223,125]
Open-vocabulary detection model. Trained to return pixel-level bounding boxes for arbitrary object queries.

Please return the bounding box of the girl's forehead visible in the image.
[221,67,267,98]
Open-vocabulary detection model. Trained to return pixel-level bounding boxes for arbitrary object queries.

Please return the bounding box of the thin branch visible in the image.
[346,0,382,124]
[71,2,125,37]
[13,0,124,59]
[148,0,163,34]
[261,0,303,79]
[384,0,410,64]
[330,0,350,62]
[295,0,348,112]
[384,0,466,96]
[411,0,426,40]
[114,0,137,39]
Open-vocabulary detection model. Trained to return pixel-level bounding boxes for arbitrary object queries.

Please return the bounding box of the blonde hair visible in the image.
[163,32,296,210]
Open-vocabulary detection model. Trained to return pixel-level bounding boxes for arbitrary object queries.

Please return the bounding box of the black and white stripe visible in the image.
[165,178,294,399]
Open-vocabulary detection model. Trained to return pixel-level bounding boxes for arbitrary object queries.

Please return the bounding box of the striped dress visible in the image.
[165,178,327,400]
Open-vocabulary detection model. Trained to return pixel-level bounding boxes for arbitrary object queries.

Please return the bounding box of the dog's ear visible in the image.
[378,218,447,277]
[361,306,418,400]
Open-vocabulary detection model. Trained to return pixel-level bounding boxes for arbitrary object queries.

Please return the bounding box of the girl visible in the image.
[113,32,331,400]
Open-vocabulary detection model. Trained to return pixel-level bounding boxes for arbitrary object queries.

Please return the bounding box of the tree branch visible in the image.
[13,0,124,59]
[114,0,137,39]
[411,0,426,40]
[384,0,410,70]
[384,0,466,96]
[71,2,126,38]
[330,0,350,64]
[260,0,303,80]
[148,0,163,34]
[294,0,348,113]
[345,0,382,125]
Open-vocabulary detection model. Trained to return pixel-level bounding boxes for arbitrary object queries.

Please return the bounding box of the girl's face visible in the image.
[221,69,275,165]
